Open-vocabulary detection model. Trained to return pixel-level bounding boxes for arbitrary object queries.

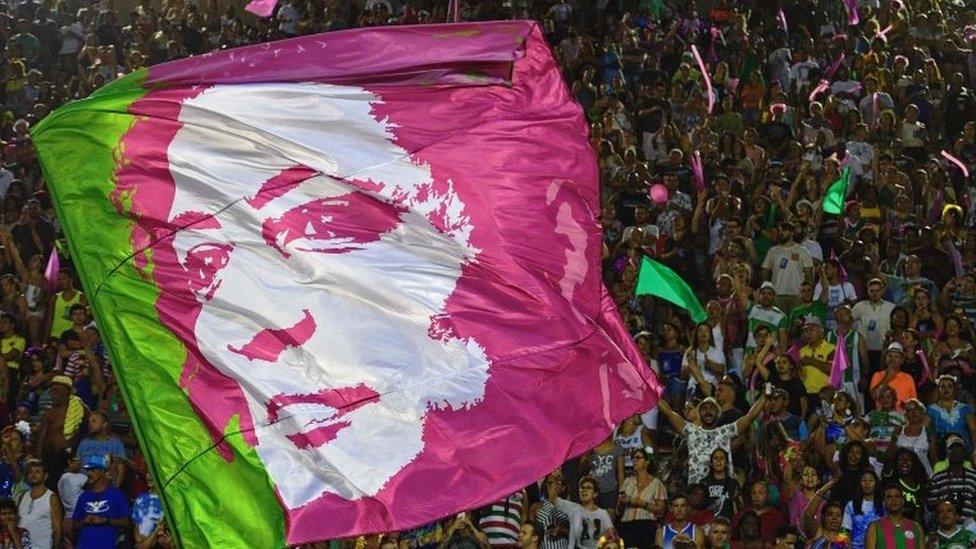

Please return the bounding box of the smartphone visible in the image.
[765,382,773,396]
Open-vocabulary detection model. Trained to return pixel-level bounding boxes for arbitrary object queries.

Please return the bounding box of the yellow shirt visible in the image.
[800,340,835,394]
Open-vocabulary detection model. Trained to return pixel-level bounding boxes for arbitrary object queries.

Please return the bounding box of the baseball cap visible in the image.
[886,342,904,354]
[699,397,720,411]
[50,375,74,392]
[945,434,966,450]
[804,315,823,328]
[759,281,776,292]
[82,454,109,470]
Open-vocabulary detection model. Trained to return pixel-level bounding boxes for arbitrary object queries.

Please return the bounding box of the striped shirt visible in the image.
[925,466,976,521]
[479,491,525,548]
[536,499,581,549]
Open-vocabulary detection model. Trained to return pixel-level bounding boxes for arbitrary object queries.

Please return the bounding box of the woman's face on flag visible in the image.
[165,82,490,508]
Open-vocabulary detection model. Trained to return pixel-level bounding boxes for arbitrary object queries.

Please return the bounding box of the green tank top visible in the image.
[50,290,83,339]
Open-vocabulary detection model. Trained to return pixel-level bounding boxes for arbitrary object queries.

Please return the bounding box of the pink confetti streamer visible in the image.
[690,45,714,114]
[942,149,971,178]
[876,24,894,41]
[778,8,788,33]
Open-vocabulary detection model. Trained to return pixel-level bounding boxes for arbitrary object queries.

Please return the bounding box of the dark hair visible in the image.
[0,499,16,515]
[839,440,868,472]
[69,303,86,314]
[737,510,761,540]
[774,524,800,541]
[852,471,883,516]
[669,492,688,504]
[820,501,845,526]
[579,475,599,492]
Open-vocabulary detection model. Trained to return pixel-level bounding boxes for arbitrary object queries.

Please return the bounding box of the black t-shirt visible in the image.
[771,373,807,417]
[702,474,739,518]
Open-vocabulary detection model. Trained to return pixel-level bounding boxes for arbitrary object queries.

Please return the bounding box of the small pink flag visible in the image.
[829,331,850,388]
[942,149,971,178]
[44,247,59,292]
[690,45,714,114]
[786,341,802,364]
[689,150,705,192]
[844,0,860,25]
[916,349,931,386]
[244,0,278,17]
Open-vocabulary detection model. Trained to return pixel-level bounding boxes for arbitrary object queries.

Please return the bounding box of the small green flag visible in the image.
[635,256,707,322]
[822,166,852,215]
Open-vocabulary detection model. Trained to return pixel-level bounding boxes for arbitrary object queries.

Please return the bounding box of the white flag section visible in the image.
[169,83,491,507]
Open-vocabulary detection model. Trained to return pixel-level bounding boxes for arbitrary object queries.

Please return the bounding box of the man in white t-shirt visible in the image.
[814,258,858,329]
[852,278,896,374]
[761,221,814,312]
[845,123,875,180]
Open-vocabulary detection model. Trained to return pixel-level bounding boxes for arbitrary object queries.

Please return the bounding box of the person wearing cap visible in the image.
[926,374,976,451]
[761,220,814,312]
[852,278,896,374]
[745,282,788,352]
[869,342,917,410]
[925,434,976,523]
[764,388,807,441]
[37,375,89,489]
[798,315,835,401]
[72,454,129,548]
[657,393,768,485]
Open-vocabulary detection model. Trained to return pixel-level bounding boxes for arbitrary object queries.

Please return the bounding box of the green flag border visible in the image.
[33,71,287,548]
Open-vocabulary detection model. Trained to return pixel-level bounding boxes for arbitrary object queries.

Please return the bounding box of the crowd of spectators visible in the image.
[2,0,976,547]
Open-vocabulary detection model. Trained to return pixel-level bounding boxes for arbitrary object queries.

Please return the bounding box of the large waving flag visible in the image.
[32,22,659,547]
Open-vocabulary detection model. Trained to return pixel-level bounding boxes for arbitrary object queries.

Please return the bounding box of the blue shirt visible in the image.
[928,402,974,449]
[842,500,881,549]
[72,487,129,549]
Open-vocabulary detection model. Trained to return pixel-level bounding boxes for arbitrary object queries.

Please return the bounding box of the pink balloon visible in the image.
[650,184,669,204]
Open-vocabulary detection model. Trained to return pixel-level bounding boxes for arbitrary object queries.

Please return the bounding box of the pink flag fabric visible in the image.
[916,349,932,386]
[44,247,59,292]
[829,331,850,388]
[245,0,278,17]
[115,21,659,544]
